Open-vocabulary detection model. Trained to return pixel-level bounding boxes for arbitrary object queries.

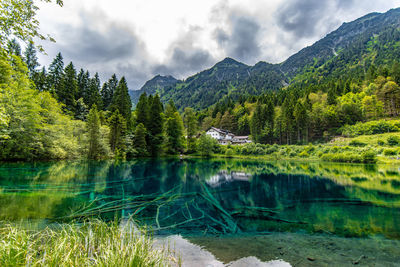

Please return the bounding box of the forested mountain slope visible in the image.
[132,8,400,110]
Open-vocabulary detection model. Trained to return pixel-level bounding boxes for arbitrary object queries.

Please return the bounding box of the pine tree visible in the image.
[165,100,184,154]
[110,76,132,126]
[77,69,89,102]
[327,87,337,105]
[61,62,78,114]
[108,110,127,153]
[183,107,198,153]
[148,94,164,156]
[282,95,295,144]
[87,105,102,159]
[34,67,48,91]
[101,74,118,110]
[7,39,21,56]
[133,123,148,156]
[48,52,64,96]
[23,42,39,78]
[87,72,103,109]
[293,101,308,143]
[135,93,149,128]
[75,98,88,121]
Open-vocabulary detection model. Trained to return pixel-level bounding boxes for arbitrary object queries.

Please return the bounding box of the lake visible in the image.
[1,159,400,266]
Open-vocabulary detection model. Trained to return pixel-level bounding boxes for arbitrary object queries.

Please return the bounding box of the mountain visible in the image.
[132,7,400,110]
[129,75,179,106]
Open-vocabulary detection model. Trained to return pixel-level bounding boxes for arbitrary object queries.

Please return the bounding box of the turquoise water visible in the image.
[1,158,400,240]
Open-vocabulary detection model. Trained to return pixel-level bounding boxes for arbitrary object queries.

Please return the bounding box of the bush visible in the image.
[384,148,398,156]
[341,120,400,137]
[361,150,377,163]
[377,139,385,146]
[320,152,363,163]
[387,136,400,146]
[298,151,310,158]
[225,148,234,158]
[349,140,367,147]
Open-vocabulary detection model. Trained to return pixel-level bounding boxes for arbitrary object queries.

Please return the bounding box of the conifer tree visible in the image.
[7,39,21,56]
[148,94,164,156]
[110,76,132,126]
[183,107,198,153]
[77,69,89,102]
[23,42,39,78]
[101,74,118,110]
[35,67,48,91]
[87,72,103,109]
[165,100,184,154]
[87,105,102,159]
[135,93,149,128]
[61,62,78,114]
[48,52,64,96]
[133,123,148,156]
[108,110,127,153]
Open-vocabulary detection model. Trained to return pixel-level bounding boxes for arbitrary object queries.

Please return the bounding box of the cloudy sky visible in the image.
[36,0,400,90]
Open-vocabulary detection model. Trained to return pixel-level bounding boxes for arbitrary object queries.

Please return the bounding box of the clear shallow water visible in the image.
[1,159,400,265]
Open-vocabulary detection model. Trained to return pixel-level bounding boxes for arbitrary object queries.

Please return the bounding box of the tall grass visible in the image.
[0,219,179,267]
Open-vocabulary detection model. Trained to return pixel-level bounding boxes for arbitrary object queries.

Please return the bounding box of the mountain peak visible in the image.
[216,57,248,67]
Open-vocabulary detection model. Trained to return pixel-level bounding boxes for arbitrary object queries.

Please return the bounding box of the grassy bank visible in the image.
[204,132,400,164]
[0,219,179,267]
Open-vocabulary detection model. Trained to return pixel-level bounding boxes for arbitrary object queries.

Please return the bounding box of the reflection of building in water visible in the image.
[206,170,252,187]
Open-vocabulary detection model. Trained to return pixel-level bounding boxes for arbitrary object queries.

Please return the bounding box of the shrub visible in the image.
[225,148,234,158]
[320,152,363,163]
[387,136,400,146]
[341,120,400,137]
[384,148,397,156]
[377,139,385,146]
[298,151,310,158]
[361,150,377,163]
[349,140,367,147]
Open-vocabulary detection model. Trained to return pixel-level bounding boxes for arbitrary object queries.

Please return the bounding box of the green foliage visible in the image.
[0,53,86,160]
[0,219,173,266]
[148,95,164,156]
[133,123,148,156]
[387,135,400,146]
[384,148,397,156]
[108,110,127,154]
[184,107,198,153]
[225,148,234,158]
[349,139,367,147]
[87,105,109,159]
[197,134,218,157]
[320,150,377,164]
[362,150,378,163]
[342,120,400,137]
[0,0,63,51]
[110,76,132,127]
[165,111,185,155]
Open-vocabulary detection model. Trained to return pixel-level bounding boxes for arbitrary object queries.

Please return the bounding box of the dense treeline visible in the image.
[191,26,400,145]
[191,61,400,145]
[0,40,194,160]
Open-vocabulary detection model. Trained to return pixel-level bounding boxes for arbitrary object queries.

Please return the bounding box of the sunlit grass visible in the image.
[0,219,179,267]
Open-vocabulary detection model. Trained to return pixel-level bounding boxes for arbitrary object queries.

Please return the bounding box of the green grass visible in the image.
[0,219,179,267]
[205,132,400,164]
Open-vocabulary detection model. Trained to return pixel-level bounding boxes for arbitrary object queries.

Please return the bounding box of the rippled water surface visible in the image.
[1,159,400,265]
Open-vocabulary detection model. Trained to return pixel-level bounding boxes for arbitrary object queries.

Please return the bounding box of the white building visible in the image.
[206,127,251,145]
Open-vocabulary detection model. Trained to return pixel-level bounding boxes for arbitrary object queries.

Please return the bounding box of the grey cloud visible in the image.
[152,26,215,78]
[213,15,261,64]
[275,0,382,40]
[276,0,337,38]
